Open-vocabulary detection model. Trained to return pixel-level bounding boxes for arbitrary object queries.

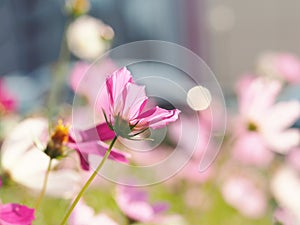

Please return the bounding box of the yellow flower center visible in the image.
[51,120,69,145]
[44,120,69,159]
[247,121,258,132]
[67,0,90,16]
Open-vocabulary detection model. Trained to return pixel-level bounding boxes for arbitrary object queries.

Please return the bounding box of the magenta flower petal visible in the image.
[152,203,169,214]
[0,203,35,225]
[0,79,17,113]
[68,122,129,170]
[99,66,180,133]
[67,141,129,170]
[106,67,133,106]
[118,83,148,120]
[72,122,115,142]
[134,106,181,130]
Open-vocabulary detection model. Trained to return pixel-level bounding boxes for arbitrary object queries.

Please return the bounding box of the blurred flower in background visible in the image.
[1,118,81,198]
[66,15,114,61]
[0,78,17,114]
[0,202,35,225]
[233,75,300,162]
[115,185,169,223]
[258,52,300,84]
[65,0,91,17]
[271,166,300,224]
[221,175,267,219]
[70,200,118,225]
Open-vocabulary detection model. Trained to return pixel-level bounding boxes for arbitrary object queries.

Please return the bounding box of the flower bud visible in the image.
[44,120,69,159]
[65,0,90,17]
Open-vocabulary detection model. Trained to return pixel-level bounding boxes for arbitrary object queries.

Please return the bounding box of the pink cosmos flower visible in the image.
[233,75,300,166]
[258,52,300,84]
[221,176,267,219]
[69,200,118,225]
[0,78,17,113]
[0,203,35,225]
[71,67,179,169]
[97,67,180,139]
[115,185,169,223]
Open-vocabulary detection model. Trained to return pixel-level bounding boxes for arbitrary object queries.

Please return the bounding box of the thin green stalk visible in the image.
[59,136,118,225]
[35,158,52,209]
[47,17,72,125]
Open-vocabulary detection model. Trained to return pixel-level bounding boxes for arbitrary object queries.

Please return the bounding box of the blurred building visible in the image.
[1,0,300,94]
[207,0,300,93]
[0,0,207,74]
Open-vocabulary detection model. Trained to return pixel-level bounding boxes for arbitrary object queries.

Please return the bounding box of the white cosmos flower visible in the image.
[66,15,114,61]
[1,118,81,198]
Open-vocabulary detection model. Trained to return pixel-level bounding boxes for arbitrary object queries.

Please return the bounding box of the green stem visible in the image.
[59,136,118,225]
[35,158,52,209]
[47,17,72,126]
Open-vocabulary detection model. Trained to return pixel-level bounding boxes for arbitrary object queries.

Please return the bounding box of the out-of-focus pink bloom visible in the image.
[115,185,168,223]
[178,159,213,183]
[70,60,117,106]
[258,52,300,84]
[0,203,35,225]
[287,148,300,172]
[232,133,273,167]
[183,187,211,209]
[274,208,296,225]
[0,79,17,113]
[69,200,118,225]
[97,67,180,139]
[221,176,267,219]
[168,114,214,183]
[233,76,300,166]
[271,166,300,224]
